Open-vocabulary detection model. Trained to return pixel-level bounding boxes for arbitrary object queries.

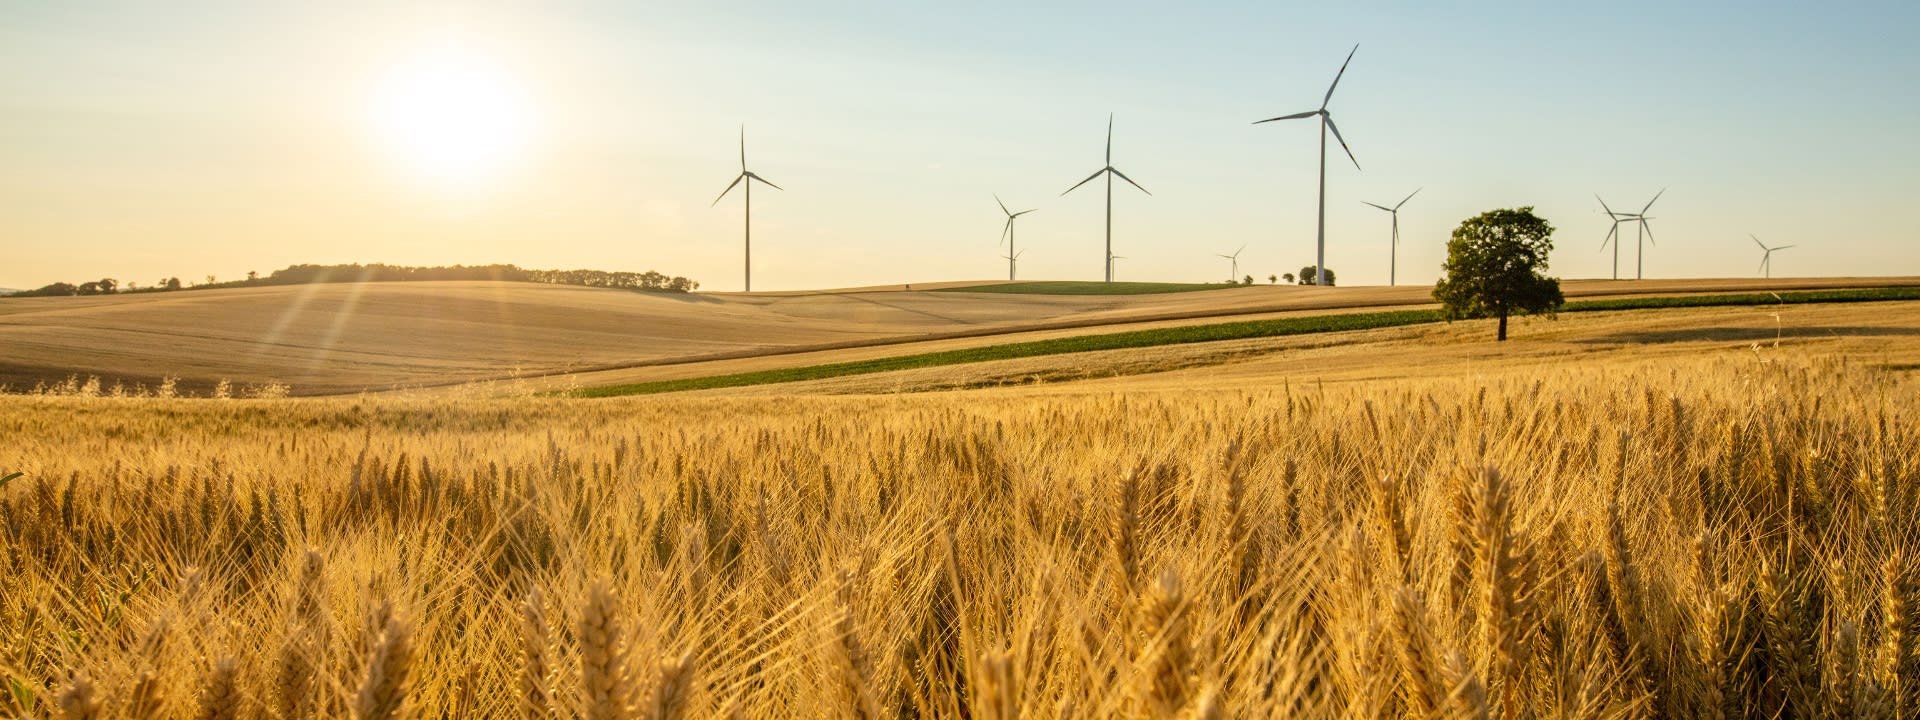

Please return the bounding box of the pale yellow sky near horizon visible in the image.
[4,2,1918,292]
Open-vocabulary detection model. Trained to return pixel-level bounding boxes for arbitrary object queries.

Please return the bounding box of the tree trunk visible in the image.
[1497,313,1509,341]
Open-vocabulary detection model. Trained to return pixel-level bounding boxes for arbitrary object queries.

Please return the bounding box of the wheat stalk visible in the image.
[580,578,632,720]
[354,599,414,720]
[197,655,240,720]
[58,670,103,720]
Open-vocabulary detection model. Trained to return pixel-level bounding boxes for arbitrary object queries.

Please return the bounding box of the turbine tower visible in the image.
[996,195,1035,282]
[1255,44,1362,286]
[1217,244,1246,282]
[1630,189,1664,280]
[1595,195,1639,281]
[1361,188,1420,286]
[1752,235,1795,279]
[712,126,783,292]
[1063,114,1151,282]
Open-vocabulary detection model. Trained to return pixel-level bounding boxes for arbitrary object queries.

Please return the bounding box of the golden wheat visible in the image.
[0,351,1916,717]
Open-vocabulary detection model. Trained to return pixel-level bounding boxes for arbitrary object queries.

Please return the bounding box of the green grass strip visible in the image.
[935,281,1232,295]
[567,286,1920,397]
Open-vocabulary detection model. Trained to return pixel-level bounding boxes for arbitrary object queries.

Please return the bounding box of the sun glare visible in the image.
[369,46,530,188]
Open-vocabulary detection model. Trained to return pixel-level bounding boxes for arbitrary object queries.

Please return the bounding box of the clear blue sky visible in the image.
[3,1,1917,290]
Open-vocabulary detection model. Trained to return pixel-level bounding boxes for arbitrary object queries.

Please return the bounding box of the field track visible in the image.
[1,277,1914,395]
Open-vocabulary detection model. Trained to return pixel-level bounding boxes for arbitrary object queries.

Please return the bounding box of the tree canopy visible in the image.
[1432,207,1564,341]
[1297,266,1336,286]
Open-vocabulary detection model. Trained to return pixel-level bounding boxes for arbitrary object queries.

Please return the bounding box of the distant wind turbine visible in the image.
[1063,114,1151,282]
[711,126,783,292]
[1217,244,1247,282]
[1361,188,1420,286]
[1595,195,1639,280]
[1108,254,1127,281]
[996,195,1035,282]
[1630,189,1665,279]
[1752,235,1795,279]
[1255,44,1362,286]
[1001,249,1025,280]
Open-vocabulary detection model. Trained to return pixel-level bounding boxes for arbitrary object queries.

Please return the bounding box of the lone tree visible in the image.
[1433,206,1564,341]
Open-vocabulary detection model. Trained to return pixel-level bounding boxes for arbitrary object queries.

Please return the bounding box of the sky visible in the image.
[3,1,1918,291]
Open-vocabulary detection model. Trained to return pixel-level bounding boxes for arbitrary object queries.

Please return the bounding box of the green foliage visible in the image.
[1297,266,1336,285]
[1434,207,1564,340]
[0,472,19,491]
[571,286,1920,397]
[939,281,1226,295]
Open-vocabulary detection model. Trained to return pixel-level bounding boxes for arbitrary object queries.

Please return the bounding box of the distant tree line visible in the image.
[5,263,698,297]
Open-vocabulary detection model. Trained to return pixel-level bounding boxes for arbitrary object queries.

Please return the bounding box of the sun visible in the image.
[369,45,530,188]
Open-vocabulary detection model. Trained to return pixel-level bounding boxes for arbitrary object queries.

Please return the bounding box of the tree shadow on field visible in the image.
[1575,326,1920,345]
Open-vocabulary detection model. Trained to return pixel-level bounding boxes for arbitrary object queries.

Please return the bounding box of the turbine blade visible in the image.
[1235,243,1246,256]
[1012,209,1036,217]
[995,194,1010,216]
[1325,116,1360,170]
[1596,194,1617,217]
[1751,234,1767,251]
[1774,245,1795,250]
[739,125,746,172]
[1322,44,1358,110]
[1759,255,1770,273]
[1362,201,1393,212]
[1599,224,1617,250]
[1253,110,1319,124]
[1062,168,1105,196]
[746,172,783,191]
[1642,219,1655,246]
[1106,113,1114,165]
[1001,217,1013,246]
[1110,167,1151,195]
[1640,187,1665,214]
[1397,187,1422,210]
[711,173,745,206]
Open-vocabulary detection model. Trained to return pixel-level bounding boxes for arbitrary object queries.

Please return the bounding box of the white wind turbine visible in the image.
[1255,44,1362,286]
[1063,114,1151,282]
[996,195,1036,282]
[1001,249,1025,280]
[1752,235,1795,279]
[1361,188,1419,286]
[711,126,783,292]
[1217,244,1247,282]
[1595,194,1639,281]
[1108,254,1127,281]
[1629,189,1665,279]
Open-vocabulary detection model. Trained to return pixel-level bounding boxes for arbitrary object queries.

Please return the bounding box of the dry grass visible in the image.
[2,341,1919,717]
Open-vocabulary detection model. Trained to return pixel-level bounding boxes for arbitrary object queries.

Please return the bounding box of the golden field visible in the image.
[3,299,1919,718]
[3,277,1910,397]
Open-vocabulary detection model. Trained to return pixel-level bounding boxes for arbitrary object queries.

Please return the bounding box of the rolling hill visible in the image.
[0,277,1913,395]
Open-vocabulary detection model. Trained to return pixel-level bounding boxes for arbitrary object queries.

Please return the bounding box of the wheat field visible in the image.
[2,347,1917,718]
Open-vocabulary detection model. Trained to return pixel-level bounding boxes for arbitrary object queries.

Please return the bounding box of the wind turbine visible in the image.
[1063,114,1151,282]
[1752,235,1794,279]
[1595,195,1639,280]
[1630,189,1665,280]
[1217,244,1247,282]
[711,126,783,292]
[996,195,1035,282]
[1361,188,1419,286]
[1001,249,1025,281]
[1108,254,1127,281]
[1255,44,1361,286]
